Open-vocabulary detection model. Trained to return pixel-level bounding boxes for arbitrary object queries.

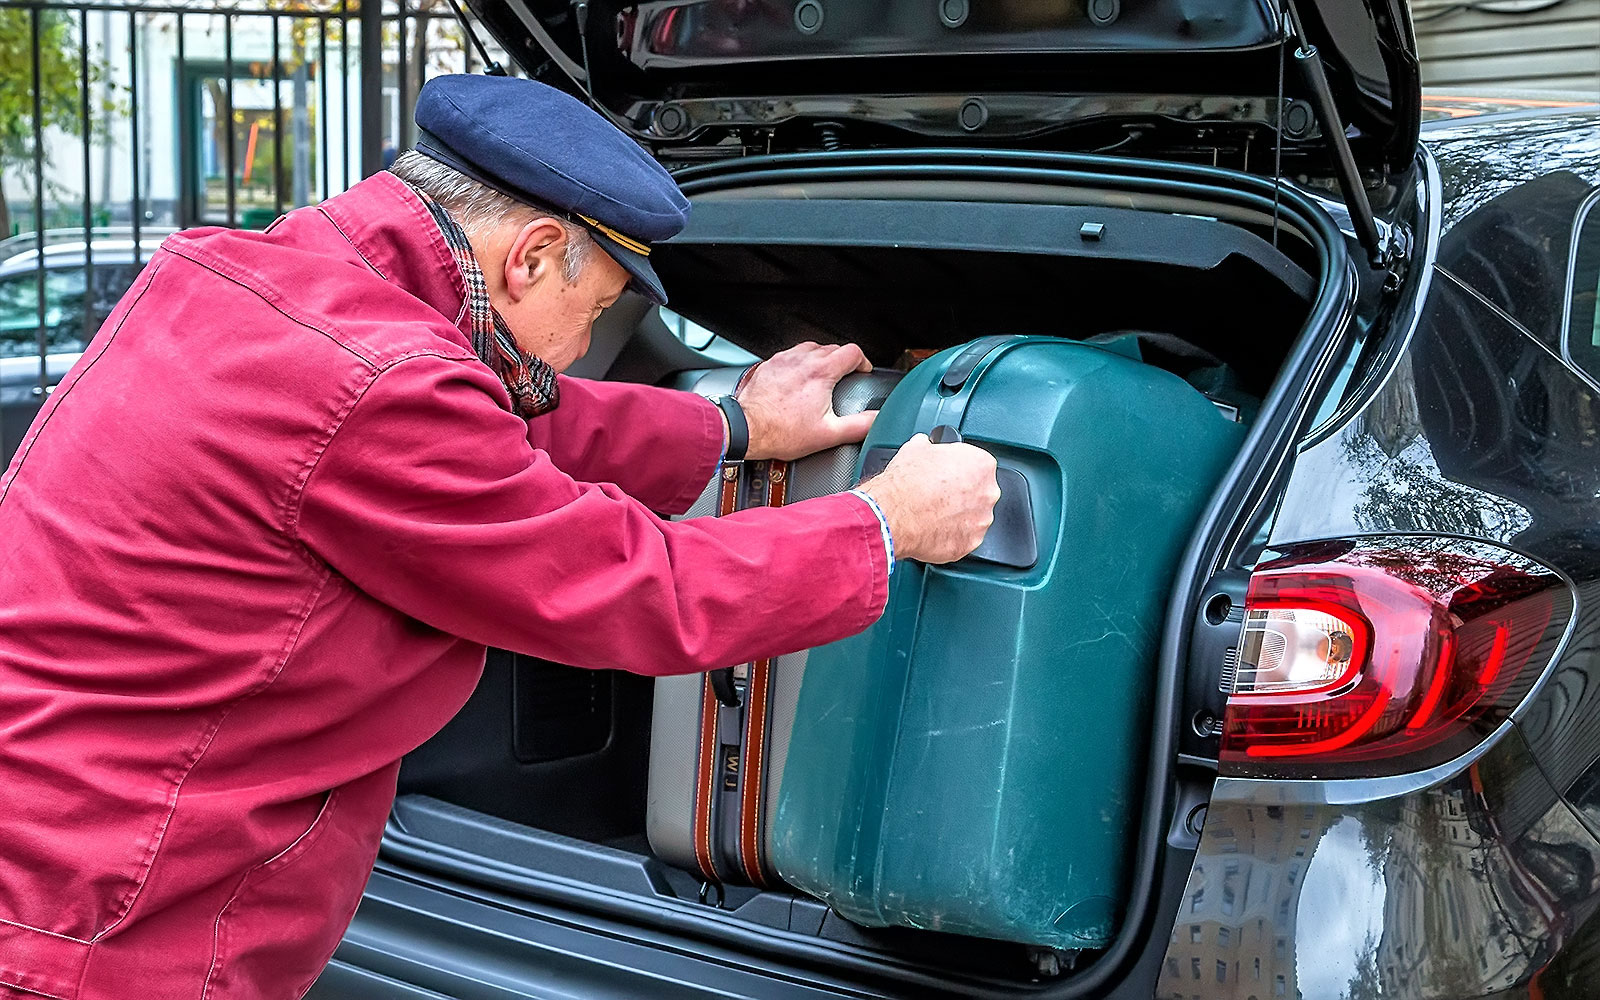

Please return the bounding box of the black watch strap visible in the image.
[715,395,750,463]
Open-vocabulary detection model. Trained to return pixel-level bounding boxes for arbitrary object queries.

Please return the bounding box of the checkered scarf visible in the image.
[409,185,560,418]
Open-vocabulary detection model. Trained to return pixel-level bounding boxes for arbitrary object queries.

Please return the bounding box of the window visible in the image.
[1218,926,1231,947]
[1190,925,1202,944]
[0,268,90,359]
[660,308,718,351]
[1274,974,1287,996]
[185,67,323,227]
[1564,193,1600,382]
[1216,960,1228,984]
[658,308,759,366]
[1191,957,1202,979]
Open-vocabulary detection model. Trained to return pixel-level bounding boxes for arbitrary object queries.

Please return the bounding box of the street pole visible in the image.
[292,33,310,206]
[360,0,383,177]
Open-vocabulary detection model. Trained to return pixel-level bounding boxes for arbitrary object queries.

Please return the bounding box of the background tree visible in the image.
[0,8,119,237]
[399,0,470,149]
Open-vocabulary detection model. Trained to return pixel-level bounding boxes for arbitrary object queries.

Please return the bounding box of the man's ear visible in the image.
[502,217,569,304]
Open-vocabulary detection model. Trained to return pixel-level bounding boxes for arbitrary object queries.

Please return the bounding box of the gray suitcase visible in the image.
[646,366,900,887]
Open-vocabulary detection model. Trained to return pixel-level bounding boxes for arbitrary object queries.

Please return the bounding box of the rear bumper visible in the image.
[314,845,1193,1000]
[309,867,854,1000]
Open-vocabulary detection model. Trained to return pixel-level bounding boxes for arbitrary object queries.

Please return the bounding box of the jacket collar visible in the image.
[317,171,471,338]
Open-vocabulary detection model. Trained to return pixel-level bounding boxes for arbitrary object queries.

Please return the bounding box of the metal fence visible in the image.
[0,0,500,454]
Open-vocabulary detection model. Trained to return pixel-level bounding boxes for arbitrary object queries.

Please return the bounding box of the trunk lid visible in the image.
[469,0,1420,181]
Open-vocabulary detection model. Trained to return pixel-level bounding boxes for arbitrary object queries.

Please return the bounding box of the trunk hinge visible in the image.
[1282,0,1396,271]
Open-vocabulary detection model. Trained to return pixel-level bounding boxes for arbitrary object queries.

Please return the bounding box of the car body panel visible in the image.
[1269,115,1600,805]
[1426,110,1600,350]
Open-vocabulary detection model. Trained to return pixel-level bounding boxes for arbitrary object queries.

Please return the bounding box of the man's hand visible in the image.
[858,434,1000,564]
[737,342,876,461]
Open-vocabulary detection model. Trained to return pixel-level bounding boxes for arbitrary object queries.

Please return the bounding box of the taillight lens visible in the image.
[1219,538,1569,777]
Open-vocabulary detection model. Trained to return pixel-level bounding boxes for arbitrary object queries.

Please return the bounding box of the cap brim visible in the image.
[586,226,668,306]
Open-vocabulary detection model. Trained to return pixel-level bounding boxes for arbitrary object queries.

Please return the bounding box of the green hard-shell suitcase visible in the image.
[770,335,1247,951]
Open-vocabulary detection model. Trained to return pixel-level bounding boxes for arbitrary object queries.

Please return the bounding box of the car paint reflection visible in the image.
[1166,728,1600,998]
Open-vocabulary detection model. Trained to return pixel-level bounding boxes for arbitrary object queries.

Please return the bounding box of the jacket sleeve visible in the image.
[527,375,723,516]
[295,354,889,675]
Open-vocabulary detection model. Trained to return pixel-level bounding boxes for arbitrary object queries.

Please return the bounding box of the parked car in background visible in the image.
[0,226,174,265]
[0,237,163,460]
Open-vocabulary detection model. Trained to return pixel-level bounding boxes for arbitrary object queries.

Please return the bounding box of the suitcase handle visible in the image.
[890,428,1039,570]
[709,666,740,707]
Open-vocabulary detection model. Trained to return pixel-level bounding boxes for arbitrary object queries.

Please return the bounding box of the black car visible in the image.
[307,2,1600,998]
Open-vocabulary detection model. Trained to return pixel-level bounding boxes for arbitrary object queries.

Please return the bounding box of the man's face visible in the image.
[483,216,631,372]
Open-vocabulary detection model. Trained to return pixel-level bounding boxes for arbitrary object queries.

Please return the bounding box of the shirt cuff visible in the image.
[847,488,895,577]
[656,393,731,516]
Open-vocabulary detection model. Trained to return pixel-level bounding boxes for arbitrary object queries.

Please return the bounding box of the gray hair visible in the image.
[389,149,594,283]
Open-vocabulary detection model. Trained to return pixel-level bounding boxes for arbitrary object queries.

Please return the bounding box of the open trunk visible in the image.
[385,152,1362,997]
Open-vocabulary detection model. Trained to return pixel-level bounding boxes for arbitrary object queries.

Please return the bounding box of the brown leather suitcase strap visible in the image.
[717,460,770,884]
[692,455,788,888]
[692,463,743,883]
[692,675,724,882]
[737,459,786,887]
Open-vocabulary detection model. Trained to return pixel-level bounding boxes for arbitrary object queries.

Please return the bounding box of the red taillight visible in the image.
[1219,538,1569,777]
[650,6,681,52]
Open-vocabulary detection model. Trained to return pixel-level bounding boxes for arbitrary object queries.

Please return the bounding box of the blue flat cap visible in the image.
[413,74,689,305]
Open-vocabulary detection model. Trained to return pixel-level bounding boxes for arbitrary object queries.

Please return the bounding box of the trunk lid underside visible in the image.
[469,0,1420,184]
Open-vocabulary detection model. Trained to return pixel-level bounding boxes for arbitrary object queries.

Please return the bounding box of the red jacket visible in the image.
[0,173,888,999]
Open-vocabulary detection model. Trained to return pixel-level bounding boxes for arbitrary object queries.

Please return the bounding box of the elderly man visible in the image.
[0,75,997,998]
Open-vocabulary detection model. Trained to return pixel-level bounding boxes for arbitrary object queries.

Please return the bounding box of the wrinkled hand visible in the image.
[737,342,876,461]
[858,433,999,564]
